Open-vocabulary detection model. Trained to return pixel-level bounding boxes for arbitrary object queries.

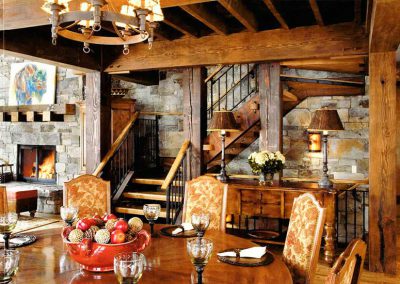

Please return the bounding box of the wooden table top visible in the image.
[13,224,293,284]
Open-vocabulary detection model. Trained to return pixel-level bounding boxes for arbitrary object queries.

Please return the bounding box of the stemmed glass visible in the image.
[0,250,19,284]
[60,206,78,227]
[0,213,18,249]
[187,238,213,284]
[143,204,160,237]
[191,213,210,238]
[114,252,145,284]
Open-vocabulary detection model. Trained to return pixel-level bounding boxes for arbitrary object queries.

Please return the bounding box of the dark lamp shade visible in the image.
[308,109,344,131]
[208,110,239,132]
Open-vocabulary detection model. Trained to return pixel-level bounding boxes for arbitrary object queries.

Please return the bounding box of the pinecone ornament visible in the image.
[83,226,100,240]
[93,218,104,227]
[128,217,143,233]
[126,231,136,242]
[105,219,118,231]
[68,229,84,243]
[95,229,110,244]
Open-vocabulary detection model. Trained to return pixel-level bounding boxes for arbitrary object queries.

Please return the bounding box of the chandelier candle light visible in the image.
[42,0,164,54]
[308,108,344,189]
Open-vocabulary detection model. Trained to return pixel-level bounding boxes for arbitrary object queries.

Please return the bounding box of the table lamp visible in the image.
[308,109,344,188]
[208,110,239,182]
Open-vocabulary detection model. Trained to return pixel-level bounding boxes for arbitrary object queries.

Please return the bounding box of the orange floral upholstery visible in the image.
[182,176,227,231]
[64,175,111,218]
[283,193,326,284]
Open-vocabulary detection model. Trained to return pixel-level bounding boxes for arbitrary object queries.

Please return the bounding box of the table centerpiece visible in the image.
[248,150,285,185]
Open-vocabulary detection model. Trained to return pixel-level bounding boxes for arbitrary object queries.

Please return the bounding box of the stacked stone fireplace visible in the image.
[0,55,85,213]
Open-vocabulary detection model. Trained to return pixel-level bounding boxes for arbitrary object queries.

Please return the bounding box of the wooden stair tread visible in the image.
[123,191,167,201]
[115,206,167,218]
[131,178,164,185]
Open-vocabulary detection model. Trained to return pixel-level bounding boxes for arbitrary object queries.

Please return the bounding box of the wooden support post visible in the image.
[369,51,397,274]
[85,72,112,174]
[258,63,282,152]
[183,67,207,179]
[397,85,400,202]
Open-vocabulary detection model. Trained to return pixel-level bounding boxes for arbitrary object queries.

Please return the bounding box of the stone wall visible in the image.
[0,55,84,186]
[115,70,185,158]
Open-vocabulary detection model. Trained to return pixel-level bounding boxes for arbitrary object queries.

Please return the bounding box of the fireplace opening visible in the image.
[18,145,56,184]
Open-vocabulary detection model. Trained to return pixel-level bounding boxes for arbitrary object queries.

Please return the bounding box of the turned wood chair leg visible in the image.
[30,211,36,218]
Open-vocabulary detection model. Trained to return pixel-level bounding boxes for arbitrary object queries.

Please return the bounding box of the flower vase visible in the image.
[259,173,274,186]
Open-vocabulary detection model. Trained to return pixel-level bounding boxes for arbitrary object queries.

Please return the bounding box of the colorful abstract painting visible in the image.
[8,62,56,106]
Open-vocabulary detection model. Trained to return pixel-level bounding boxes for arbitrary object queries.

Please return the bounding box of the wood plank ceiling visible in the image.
[0,0,370,74]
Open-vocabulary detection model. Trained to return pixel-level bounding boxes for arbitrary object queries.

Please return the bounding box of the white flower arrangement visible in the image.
[248,150,285,175]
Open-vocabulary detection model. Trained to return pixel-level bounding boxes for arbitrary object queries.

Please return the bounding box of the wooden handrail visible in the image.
[204,64,224,83]
[161,140,190,190]
[93,111,139,177]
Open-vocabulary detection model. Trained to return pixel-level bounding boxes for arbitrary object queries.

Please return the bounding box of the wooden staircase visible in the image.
[203,64,364,171]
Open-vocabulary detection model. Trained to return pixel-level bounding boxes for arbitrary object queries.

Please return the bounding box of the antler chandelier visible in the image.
[42,0,164,54]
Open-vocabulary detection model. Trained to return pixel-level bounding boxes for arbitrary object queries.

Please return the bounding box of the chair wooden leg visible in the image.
[30,211,36,218]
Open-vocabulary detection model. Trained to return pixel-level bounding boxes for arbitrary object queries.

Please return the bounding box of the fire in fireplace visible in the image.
[17,145,56,183]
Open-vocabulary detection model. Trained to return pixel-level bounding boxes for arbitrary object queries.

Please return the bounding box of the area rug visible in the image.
[12,215,61,234]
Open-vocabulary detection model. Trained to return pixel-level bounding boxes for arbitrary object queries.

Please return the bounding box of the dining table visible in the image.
[12,224,293,284]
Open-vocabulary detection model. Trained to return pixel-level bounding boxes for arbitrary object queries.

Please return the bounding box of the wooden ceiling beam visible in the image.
[218,0,258,32]
[283,90,298,102]
[0,0,217,31]
[309,0,324,26]
[369,0,400,52]
[262,0,289,30]
[106,23,368,72]
[163,18,199,38]
[180,4,229,35]
[0,30,100,72]
[281,57,367,74]
[287,81,363,99]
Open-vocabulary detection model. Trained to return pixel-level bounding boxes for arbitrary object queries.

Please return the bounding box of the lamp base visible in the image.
[216,173,229,183]
[318,176,333,189]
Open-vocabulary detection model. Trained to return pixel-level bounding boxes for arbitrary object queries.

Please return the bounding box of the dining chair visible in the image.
[182,175,228,231]
[325,238,367,284]
[282,193,326,284]
[63,174,111,218]
[0,186,8,214]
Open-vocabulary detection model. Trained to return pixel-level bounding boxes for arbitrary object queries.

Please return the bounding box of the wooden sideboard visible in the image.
[225,178,358,265]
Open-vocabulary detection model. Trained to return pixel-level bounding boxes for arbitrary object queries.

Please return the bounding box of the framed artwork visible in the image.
[8,62,56,106]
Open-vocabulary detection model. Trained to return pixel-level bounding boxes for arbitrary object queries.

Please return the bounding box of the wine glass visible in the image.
[114,252,145,284]
[187,238,213,284]
[191,213,210,238]
[0,213,18,249]
[0,250,19,284]
[60,206,78,227]
[143,204,160,237]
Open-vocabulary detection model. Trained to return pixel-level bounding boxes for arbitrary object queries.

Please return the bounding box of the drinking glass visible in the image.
[187,238,213,284]
[0,250,19,284]
[0,213,18,249]
[114,252,145,284]
[60,206,78,227]
[191,213,210,238]
[143,204,160,237]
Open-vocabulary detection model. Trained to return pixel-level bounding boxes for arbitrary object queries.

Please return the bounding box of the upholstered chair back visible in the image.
[64,175,111,218]
[282,193,326,284]
[0,186,8,214]
[325,238,367,284]
[182,176,228,231]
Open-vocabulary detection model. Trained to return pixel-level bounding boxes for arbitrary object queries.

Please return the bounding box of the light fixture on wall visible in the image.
[42,0,164,54]
[308,108,344,188]
[208,110,239,183]
[308,132,321,152]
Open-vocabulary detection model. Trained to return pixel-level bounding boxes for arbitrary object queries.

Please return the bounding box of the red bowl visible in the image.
[62,228,151,272]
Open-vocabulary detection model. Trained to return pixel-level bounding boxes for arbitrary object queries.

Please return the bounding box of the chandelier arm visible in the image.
[111,21,126,41]
[57,29,149,45]
[127,24,141,34]
[57,21,80,31]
